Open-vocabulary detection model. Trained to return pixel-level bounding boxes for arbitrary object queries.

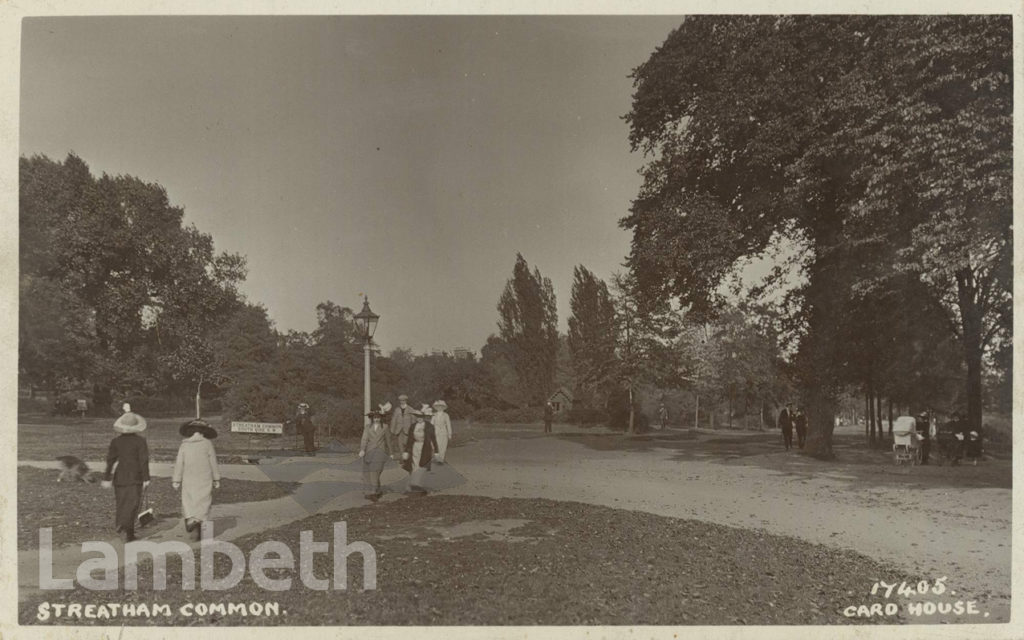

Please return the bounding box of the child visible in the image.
[359,409,394,502]
[101,403,150,542]
[172,419,221,541]
[402,408,440,494]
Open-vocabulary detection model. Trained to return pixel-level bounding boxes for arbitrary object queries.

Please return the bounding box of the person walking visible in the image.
[172,419,221,541]
[431,400,453,462]
[916,411,935,465]
[359,408,394,502]
[290,402,316,456]
[389,394,416,453]
[657,403,669,430]
[794,407,808,449]
[778,402,794,451]
[543,401,554,434]
[402,410,440,494]
[101,403,151,542]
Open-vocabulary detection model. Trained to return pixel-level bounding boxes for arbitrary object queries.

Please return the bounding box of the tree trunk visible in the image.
[887,397,894,442]
[92,384,112,417]
[864,390,871,444]
[956,269,985,434]
[694,392,700,431]
[195,375,203,420]
[800,195,846,460]
[875,393,884,449]
[628,383,635,434]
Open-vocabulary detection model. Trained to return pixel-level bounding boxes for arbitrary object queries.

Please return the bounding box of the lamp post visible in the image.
[353,296,380,426]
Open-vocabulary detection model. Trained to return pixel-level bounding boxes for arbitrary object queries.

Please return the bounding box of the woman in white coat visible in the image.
[431,400,452,463]
[172,420,220,540]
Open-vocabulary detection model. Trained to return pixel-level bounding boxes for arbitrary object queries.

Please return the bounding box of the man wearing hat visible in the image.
[290,402,316,456]
[389,394,415,452]
[778,402,795,451]
[101,403,151,542]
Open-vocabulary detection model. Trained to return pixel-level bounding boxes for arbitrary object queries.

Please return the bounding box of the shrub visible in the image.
[470,406,544,424]
[567,407,607,425]
[18,396,52,415]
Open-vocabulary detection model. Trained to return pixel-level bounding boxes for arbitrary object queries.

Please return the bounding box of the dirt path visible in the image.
[18,428,1011,621]
[446,430,1011,621]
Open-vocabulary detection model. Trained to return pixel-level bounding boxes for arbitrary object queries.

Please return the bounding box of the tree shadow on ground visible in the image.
[555,429,1011,491]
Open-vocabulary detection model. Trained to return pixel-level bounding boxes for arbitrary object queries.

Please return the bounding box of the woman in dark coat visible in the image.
[101,404,151,542]
[402,409,440,494]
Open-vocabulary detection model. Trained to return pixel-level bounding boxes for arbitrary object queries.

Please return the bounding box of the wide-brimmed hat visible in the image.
[180,419,217,439]
[298,402,310,410]
[432,400,448,410]
[414,404,434,418]
[113,411,147,434]
[366,410,384,419]
[398,394,409,401]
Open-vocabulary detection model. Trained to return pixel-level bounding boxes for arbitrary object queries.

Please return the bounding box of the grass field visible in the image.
[17,415,321,462]
[17,466,300,550]
[21,495,914,626]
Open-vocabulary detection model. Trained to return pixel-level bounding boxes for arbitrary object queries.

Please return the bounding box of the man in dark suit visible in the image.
[778,402,794,451]
[292,402,316,456]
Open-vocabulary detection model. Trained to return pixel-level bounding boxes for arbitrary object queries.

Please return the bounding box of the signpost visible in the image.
[230,421,284,435]
[231,421,284,452]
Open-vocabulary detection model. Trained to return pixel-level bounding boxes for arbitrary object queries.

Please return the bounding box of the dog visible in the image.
[56,455,97,483]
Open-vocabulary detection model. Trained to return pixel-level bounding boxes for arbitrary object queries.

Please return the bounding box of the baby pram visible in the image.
[892,416,922,465]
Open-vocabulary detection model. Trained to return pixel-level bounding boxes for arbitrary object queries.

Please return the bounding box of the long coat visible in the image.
[402,423,440,472]
[172,433,221,521]
[104,433,150,532]
[104,433,150,486]
[778,408,793,432]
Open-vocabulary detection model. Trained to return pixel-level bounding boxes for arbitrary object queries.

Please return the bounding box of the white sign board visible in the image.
[230,421,284,435]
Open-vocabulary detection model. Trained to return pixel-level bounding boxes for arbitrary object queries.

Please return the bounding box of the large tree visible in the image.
[19,153,246,409]
[567,265,618,405]
[623,16,1010,455]
[496,253,560,406]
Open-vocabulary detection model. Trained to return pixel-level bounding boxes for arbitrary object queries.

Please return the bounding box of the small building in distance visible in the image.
[452,347,474,361]
[547,387,574,415]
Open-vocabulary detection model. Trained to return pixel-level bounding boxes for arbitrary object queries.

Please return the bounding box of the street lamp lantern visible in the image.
[355,295,379,425]
[354,296,379,341]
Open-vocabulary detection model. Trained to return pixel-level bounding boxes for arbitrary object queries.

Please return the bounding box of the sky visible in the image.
[20,16,687,354]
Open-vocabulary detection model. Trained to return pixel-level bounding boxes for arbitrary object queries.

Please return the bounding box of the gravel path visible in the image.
[18,425,1011,622]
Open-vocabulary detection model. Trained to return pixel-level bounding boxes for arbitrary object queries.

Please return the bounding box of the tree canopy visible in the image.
[623,16,1011,453]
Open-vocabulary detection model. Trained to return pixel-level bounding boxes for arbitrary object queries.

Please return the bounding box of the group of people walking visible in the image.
[101,404,220,543]
[359,394,452,502]
[99,394,454,542]
[777,402,807,450]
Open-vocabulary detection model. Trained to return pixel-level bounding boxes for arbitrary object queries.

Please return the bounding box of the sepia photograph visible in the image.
[3,6,1018,637]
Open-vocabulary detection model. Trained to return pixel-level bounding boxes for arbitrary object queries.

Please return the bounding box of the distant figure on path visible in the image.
[794,407,808,449]
[101,403,150,542]
[172,420,220,541]
[390,394,415,452]
[359,408,394,502]
[543,401,554,434]
[916,411,935,465]
[778,402,794,451]
[290,402,316,456]
[658,403,669,430]
[431,401,453,462]
[402,410,440,494]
